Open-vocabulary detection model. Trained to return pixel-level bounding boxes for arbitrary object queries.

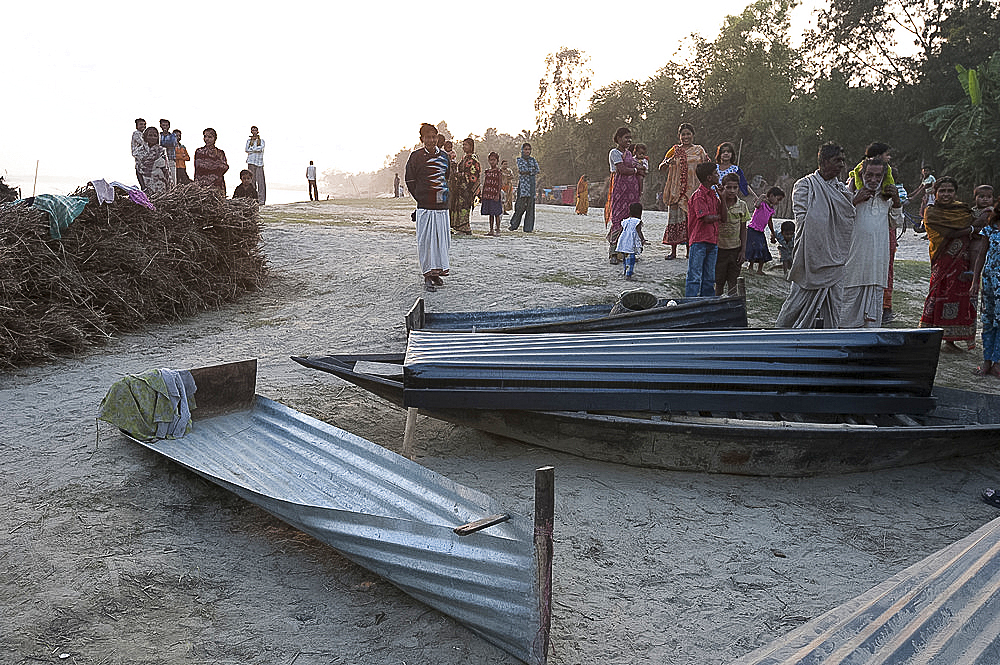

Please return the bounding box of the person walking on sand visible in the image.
[245,126,266,205]
[775,143,855,329]
[306,161,318,201]
[405,123,451,292]
[510,143,540,232]
[394,173,401,198]
[575,174,589,214]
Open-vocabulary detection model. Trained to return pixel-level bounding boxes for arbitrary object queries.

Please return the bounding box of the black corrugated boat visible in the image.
[404,288,748,334]
[292,329,1000,477]
[401,328,942,414]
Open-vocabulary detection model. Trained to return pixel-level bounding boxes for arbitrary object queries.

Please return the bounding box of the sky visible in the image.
[2,0,816,195]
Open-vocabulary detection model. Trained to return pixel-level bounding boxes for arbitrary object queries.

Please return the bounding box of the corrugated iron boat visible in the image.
[107,360,553,665]
[405,287,748,334]
[730,514,1000,664]
[292,329,1000,476]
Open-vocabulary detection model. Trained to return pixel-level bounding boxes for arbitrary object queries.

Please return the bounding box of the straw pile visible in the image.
[0,183,267,369]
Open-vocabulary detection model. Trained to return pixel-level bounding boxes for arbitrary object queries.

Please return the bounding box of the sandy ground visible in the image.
[4,199,1000,665]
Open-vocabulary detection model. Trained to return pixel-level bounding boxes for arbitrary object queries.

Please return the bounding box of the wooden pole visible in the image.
[532,466,554,665]
[32,160,39,197]
[402,407,418,459]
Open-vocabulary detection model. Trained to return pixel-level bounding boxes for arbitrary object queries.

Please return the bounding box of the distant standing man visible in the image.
[306,161,318,201]
[405,123,451,292]
[159,119,178,188]
[245,126,266,205]
[173,129,191,184]
[775,142,856,329]
[510,143,540,232]
[132,118,147,188]
[394,173,401,198]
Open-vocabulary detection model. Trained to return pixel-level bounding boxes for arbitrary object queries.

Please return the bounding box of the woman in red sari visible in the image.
[919,177,983,350]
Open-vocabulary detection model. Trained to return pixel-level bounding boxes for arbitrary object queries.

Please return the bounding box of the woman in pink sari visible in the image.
[659,123,709,259]
[606,127,646,263]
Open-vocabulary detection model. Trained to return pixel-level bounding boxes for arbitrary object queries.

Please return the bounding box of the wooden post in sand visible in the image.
[532,466,554,665]
[32,160,39,197]
[402,407,418,459]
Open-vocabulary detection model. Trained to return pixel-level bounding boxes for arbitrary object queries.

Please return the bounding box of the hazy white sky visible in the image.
[3,0,815,191]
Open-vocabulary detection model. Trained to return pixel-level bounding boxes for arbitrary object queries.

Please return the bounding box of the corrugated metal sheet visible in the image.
[405,294,748,334]
[129,394,548,665]
[402,328,943,414]
[731,516,1000,664]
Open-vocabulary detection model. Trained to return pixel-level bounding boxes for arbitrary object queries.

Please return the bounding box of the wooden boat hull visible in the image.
[292,355,1000,477]
[112,360,552,665]
[405,289,749,334]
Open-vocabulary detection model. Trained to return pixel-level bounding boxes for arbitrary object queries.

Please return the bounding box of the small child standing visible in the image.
[715,172,749,296]
[773,220,795,276]
[480,151,504,236]
[616,201,647,280]
[746,187,784,274]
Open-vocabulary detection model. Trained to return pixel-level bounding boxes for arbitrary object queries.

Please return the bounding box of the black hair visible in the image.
[720,172,740,186]
[934,176,958,192]
[613,127,631,143]
[240,169,252,178]
[159,118,170,125]
[974,184,994,196]
[715,142,737,162]
[463,137,474,147]
[628,201,643,218]
[695,161,717,183]
[203,127,217,139]
[781,220,795,235]
[488,151,499,161]
[521,142,532,150]
[135,118,146,125]
[766,186,785,198]
[678,123,695,136]
[817,142,843,165]
[632,142,647,153]
[864,142,891,158]
[419,123,437,138]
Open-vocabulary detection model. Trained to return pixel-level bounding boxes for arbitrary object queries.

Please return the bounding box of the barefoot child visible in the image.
[978,208,1000,377]
[480,152,503,236]
[616,201,647,280]
[774,220,795,277]
[746,187,784,274]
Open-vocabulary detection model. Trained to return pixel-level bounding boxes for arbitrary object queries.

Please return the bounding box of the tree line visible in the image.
[337,0,998,205]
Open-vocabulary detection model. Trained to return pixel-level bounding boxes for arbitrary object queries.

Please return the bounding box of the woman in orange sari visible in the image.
[575,174,589,214]
[919,177,985,350]
[659,123,709,259]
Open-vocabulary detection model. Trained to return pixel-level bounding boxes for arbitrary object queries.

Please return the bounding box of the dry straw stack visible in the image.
[0,183,267,369]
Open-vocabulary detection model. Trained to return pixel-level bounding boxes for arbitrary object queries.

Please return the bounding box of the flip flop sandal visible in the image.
[982,488,1000,508]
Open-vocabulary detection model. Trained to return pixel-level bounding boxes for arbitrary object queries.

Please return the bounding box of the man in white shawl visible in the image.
[776,143,855,328]
[841,158,903,327]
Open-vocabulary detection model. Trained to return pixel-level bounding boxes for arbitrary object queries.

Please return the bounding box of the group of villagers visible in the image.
[443,136,519,237]
[604,123,785,293]
[131,118,231,198]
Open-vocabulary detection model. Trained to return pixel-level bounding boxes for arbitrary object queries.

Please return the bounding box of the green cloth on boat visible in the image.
[31,194,90,239]
[98,369,198,440]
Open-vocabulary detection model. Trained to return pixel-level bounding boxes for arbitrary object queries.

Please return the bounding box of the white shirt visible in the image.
[306,165,317,180]
[245,137,264,166]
